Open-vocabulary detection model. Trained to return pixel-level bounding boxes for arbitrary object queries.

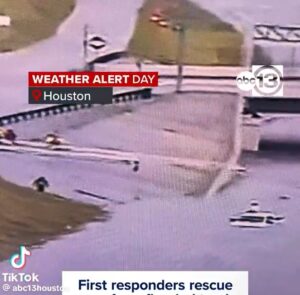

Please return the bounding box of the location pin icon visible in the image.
[32,89,42,102]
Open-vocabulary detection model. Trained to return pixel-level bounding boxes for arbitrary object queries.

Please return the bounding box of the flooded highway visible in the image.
[0,111,299,295]
[0,0,299,294]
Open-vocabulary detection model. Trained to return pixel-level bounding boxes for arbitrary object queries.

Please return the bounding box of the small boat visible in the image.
[230,200,285,228]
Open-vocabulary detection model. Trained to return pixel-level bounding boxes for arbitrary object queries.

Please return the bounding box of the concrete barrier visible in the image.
[242,118,262,151]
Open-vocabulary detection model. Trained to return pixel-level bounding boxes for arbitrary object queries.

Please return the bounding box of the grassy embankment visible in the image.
[0,0,75,52]
[0,177,107,262]
[128,0,270,65]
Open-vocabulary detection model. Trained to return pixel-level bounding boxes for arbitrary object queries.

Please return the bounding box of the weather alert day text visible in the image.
[28,72,159,87]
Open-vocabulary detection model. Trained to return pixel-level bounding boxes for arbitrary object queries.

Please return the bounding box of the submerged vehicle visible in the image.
[230,215,274,228]
[230,200,285,228]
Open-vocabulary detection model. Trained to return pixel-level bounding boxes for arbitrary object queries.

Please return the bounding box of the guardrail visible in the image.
[0,88,152,127]
[159,75,300,81]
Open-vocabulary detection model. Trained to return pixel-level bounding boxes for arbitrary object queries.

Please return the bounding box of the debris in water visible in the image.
[74,189,125,205]
[279,195,291,200]
[133,160,139,172]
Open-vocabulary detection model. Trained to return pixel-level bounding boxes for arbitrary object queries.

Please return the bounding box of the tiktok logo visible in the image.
[9,246,31,269]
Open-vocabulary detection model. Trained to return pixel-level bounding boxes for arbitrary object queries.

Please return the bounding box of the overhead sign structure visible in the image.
[254,24,300,67]
[254,24,300,43]
[83,25,107,69]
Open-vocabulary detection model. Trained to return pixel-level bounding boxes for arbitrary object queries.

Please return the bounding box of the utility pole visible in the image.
[83,24,89,69]
[291,46,296,67]
[175,24,185,93]
[242,25,254,68]
[150,13,187,93]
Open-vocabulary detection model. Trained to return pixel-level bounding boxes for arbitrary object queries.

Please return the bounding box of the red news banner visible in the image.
[28,72,159,87]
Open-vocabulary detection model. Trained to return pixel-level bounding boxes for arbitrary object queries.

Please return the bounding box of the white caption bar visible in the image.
[62,271,248,295]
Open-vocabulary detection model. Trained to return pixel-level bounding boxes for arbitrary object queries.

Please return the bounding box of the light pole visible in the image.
[83,24,108,71]
[226,11,254,68]
[174,24,186,93]
[150,13,186,93]
[83,24,89,69]
[291,46,296,67]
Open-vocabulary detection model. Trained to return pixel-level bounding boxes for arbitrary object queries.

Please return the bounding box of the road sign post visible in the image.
[175,25,185,93]
[83,24,89,68]
[149,12,187,93]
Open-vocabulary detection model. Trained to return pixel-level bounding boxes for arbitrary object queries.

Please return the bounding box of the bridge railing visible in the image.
[0,88,152,127]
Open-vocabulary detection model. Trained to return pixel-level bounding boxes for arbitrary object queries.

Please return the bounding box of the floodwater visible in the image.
[0,113,300,295]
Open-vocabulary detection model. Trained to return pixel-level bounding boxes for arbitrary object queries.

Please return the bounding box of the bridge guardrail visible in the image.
[0,88,152,127]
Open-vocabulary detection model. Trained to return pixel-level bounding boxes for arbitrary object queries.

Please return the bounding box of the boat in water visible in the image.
[230,200,285,228]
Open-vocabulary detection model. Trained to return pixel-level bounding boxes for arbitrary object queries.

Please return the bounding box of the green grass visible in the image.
[0,0,75,52]
[128,0,243,65]
[0,176,107,261]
